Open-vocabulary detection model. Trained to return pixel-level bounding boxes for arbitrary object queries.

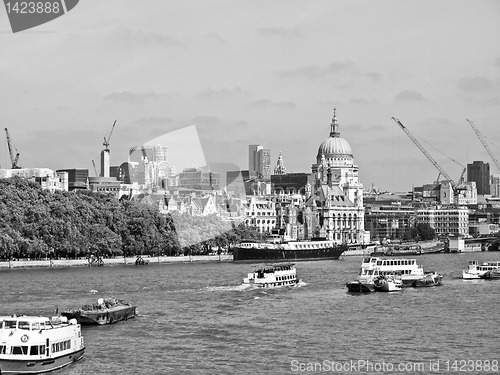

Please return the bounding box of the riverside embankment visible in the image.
[0,254,234,268]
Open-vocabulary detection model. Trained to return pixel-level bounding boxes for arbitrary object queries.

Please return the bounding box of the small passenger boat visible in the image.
[411,271,443,287]
[243,263,299,288]
[356,257,426,286]
[0,315,85,374]
[61,297,136,325]
[462,260,500,279]
[346,269,380,293]
[373,273,404,292]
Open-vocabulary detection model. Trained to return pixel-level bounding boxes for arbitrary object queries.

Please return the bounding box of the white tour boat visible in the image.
[462,260,500,280]
[243,263,299,288]
[358,257,425,286]
[0,315,85,374]
[373,273,404,292]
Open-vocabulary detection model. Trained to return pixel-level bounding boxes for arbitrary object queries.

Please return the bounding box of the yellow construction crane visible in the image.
[92,160,99,177]
[103,120,117,152]
[467,118,500,173]
[392,117,465,200]
[4,128,21,169]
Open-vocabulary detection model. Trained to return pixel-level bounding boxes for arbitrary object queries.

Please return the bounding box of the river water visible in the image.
[1,252,499,375]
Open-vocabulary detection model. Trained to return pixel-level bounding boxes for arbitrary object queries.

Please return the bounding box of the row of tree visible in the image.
[0,177,261,260]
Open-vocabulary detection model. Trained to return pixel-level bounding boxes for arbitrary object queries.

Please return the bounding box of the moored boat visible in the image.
[0,315,85,374]
[243,263,299,288]
[462,260,500,280]
[411,271,443,287]
[233,238,347,262]
[373,273,404,292]
[61,297,136,325]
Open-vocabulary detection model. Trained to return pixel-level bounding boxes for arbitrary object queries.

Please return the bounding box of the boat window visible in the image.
[18,321,30,330]
[0,345,5,354]
[39,345,45,355]
[30,345,39,355]
[376,261,382,266]
[11,346,28,355]
[4,320,17,329]
[44,321,53,329]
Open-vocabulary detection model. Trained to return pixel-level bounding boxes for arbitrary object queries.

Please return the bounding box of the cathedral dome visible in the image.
[317,137,352,158]
[316,109,353,159]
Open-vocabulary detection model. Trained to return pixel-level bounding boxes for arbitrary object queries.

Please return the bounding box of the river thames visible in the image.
[1,252,499,374]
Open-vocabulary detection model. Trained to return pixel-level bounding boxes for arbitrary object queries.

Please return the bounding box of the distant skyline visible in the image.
[1,1,499,192]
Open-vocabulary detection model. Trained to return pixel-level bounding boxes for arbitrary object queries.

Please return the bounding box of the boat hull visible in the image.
[233,245,346,262]
[62,305,136,325]
[374,281,403,292]
[412,273,443,287]
[346,281,375,293]
[0,348,84,375]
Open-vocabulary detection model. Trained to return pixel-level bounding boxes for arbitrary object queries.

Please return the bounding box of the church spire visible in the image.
[330,107,340,138]
[274,151,287,175]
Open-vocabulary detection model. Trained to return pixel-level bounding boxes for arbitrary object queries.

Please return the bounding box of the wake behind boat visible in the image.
[61,297,136,325]
[243,263,299,288]
[0,315,85,374]
[233,237,347,262]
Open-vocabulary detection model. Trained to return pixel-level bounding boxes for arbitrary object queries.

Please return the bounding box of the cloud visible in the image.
[249,99,296,109]
[197,87,246,98]
[130,116,175,126]
[349,98,377,105]
[366,72,382,81]
[257,26,304,37]
[277,60,357,79]
[111,29,183,47]
[104,91,158,105]
[190,115,223,126]
[394,89,426,102]
[457,76,495,92]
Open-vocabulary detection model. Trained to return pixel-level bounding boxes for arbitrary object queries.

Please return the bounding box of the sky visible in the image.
[1,0,499,193]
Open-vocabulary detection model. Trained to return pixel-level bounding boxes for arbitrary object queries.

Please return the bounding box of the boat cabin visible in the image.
[359,257,424,282]
[243,263,299,287]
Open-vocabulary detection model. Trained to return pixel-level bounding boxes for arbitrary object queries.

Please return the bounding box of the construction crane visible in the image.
[392,117,457,185]
[103,120,117,151]
[92,160,99,177]
[4,128,21,169]
[466,118,500,173]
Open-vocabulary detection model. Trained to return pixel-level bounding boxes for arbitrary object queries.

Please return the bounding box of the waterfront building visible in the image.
[301,109,367,243]
[364,202,416,242]
[271,173,310,195]
[56,168,89,191]
[468,160,490,195]
[178,168,220,191]
[1,168,68,192]
[416,206,469,237]
[245,196,276,234]
[490,174,500,198]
